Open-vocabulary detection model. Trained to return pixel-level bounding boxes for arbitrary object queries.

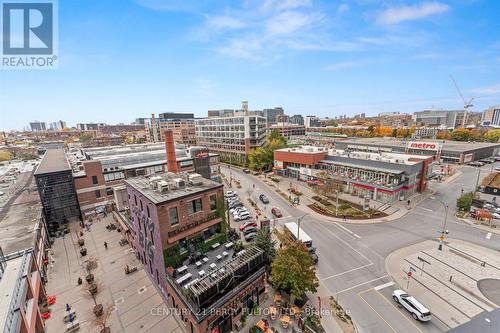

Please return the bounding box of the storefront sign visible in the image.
[300,167,312,176]
[406,141,442,151]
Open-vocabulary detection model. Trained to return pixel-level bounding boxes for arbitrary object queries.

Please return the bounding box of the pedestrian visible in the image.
[343,215,347,221]
[66,304,71,312]
[104,241,108,250]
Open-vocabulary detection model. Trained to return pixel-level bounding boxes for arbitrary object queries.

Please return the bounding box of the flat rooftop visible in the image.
[34,149,70,175]
[125,173,222,204]
[276,146,327,154]
[0,256,24,329]
[338,137,500,152]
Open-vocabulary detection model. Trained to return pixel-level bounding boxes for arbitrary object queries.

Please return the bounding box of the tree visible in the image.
[271,241,318,299]
[79,133,93,144]
[254,229,276,266]
[483,129,500,143]
[456,192,473,212]
[0,150,13,162]
[451,128,472,141]
[248,131,287,171]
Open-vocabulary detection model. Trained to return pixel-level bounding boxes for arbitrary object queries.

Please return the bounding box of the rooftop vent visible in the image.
[158,180,170,193]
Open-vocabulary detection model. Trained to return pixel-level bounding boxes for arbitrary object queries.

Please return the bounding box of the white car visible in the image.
[230,207,246,213]
[392,290,431,321]
[492,212,500,219]
[234,214,251,222]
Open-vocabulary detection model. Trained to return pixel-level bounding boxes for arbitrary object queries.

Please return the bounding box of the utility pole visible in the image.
[297,214,308,240]
[432,197,449,251]
[474,167,481,195]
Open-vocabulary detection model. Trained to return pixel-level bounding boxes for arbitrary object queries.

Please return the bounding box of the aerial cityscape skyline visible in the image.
[1,0,500,131]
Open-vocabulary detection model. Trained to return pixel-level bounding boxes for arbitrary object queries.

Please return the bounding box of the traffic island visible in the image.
[385,239,500,329]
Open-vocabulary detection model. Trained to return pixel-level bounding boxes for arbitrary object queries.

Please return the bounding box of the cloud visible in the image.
[261,0,312,11]
[265,11,316,36]
[470,84,500,96]
[134,0,203,12]
[337,4,349,14]
[206,15,246,30]
[324,60,368,71]
[376,2,450,25]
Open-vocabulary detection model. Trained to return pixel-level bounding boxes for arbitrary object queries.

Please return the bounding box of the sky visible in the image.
[1,0,500,131]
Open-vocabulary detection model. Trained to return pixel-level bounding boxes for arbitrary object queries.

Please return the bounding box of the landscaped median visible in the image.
[308,195,387,220]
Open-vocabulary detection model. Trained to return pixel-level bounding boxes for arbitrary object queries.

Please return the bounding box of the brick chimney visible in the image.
[164,129,178,173]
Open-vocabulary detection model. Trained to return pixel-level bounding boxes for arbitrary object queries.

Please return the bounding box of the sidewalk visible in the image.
[45,215,180,333]
[261,175,436,224]
[385,239,500,329]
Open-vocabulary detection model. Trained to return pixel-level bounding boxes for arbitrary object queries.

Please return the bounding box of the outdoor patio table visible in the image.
[209,263,216,269]
[195,261,202,268]
[177,265,187,274]
[222,251,228,257]
[224,242,233,249]
[202,257,209,263]
[198,270,205,276]
[211,242,220,249]
[216,255,222,261]
[291,305,301,316]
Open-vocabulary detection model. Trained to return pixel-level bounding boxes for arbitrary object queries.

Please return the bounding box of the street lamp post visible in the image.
[431,197,449,251]
[297,214,309,240]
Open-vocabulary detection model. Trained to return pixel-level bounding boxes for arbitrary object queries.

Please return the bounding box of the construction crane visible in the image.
[450,75,474,127]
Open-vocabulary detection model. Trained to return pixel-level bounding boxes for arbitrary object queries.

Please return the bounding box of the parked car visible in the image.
[468,161,484,167]
[244,232,257,242]
[271,207,282,218]
[243,168,250,173]
[235,214,251,222]
[495,156,500,161]
[251,171,260,176]
[240,221,258,231]
[492,212,500,219]
[495,166,500,171]
[259,194,269,204]
[392,290,431,321]
[243,226,258,235]
[230,207,247,214]
[308,247,319,264]
[480,158,495,164]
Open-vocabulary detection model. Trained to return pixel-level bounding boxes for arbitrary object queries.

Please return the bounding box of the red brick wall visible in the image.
[274,150,326,166]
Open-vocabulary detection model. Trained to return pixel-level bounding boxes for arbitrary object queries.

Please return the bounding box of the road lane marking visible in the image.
[418,207,433,212]
[374,289,424,333]
[320,263,373,281]
[358,290,398,333]
[486,232,492,239]
[374,281,395,291]
[315,222,372,264]
[334,222,361,238]
[337,275,389,294]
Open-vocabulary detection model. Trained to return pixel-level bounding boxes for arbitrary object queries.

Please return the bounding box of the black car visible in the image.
[243,226,258,235]
[259,194,269,204]
[308,247,319,264]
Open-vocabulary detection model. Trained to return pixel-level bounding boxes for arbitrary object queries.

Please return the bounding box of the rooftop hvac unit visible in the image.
[173,178,185,189]
[158,180,170,193]
[149,176,163,189]
[189,173,203,185]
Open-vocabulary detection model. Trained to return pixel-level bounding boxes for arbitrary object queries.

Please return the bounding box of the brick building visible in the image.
[125,172,266,333]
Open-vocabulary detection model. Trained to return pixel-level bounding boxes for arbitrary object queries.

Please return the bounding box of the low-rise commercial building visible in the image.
[268,123,306,139]
[335,137,500,164]
[274,146,433,203]
[195,111,267,165]
[125,172,265,333]
[68,132,220,213]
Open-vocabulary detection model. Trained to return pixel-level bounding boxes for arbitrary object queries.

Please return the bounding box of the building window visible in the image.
[169,207,179,225]
[92,175,98,185]
[134,195,137,206]
[210,194,217,211]
[95,190,101,198]
[106,187,113,196]
[140,200,143,211]
[147,206,150,218]
[187,198,202,215]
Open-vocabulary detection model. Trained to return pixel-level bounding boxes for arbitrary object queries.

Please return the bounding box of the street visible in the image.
[220,164,499,333]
